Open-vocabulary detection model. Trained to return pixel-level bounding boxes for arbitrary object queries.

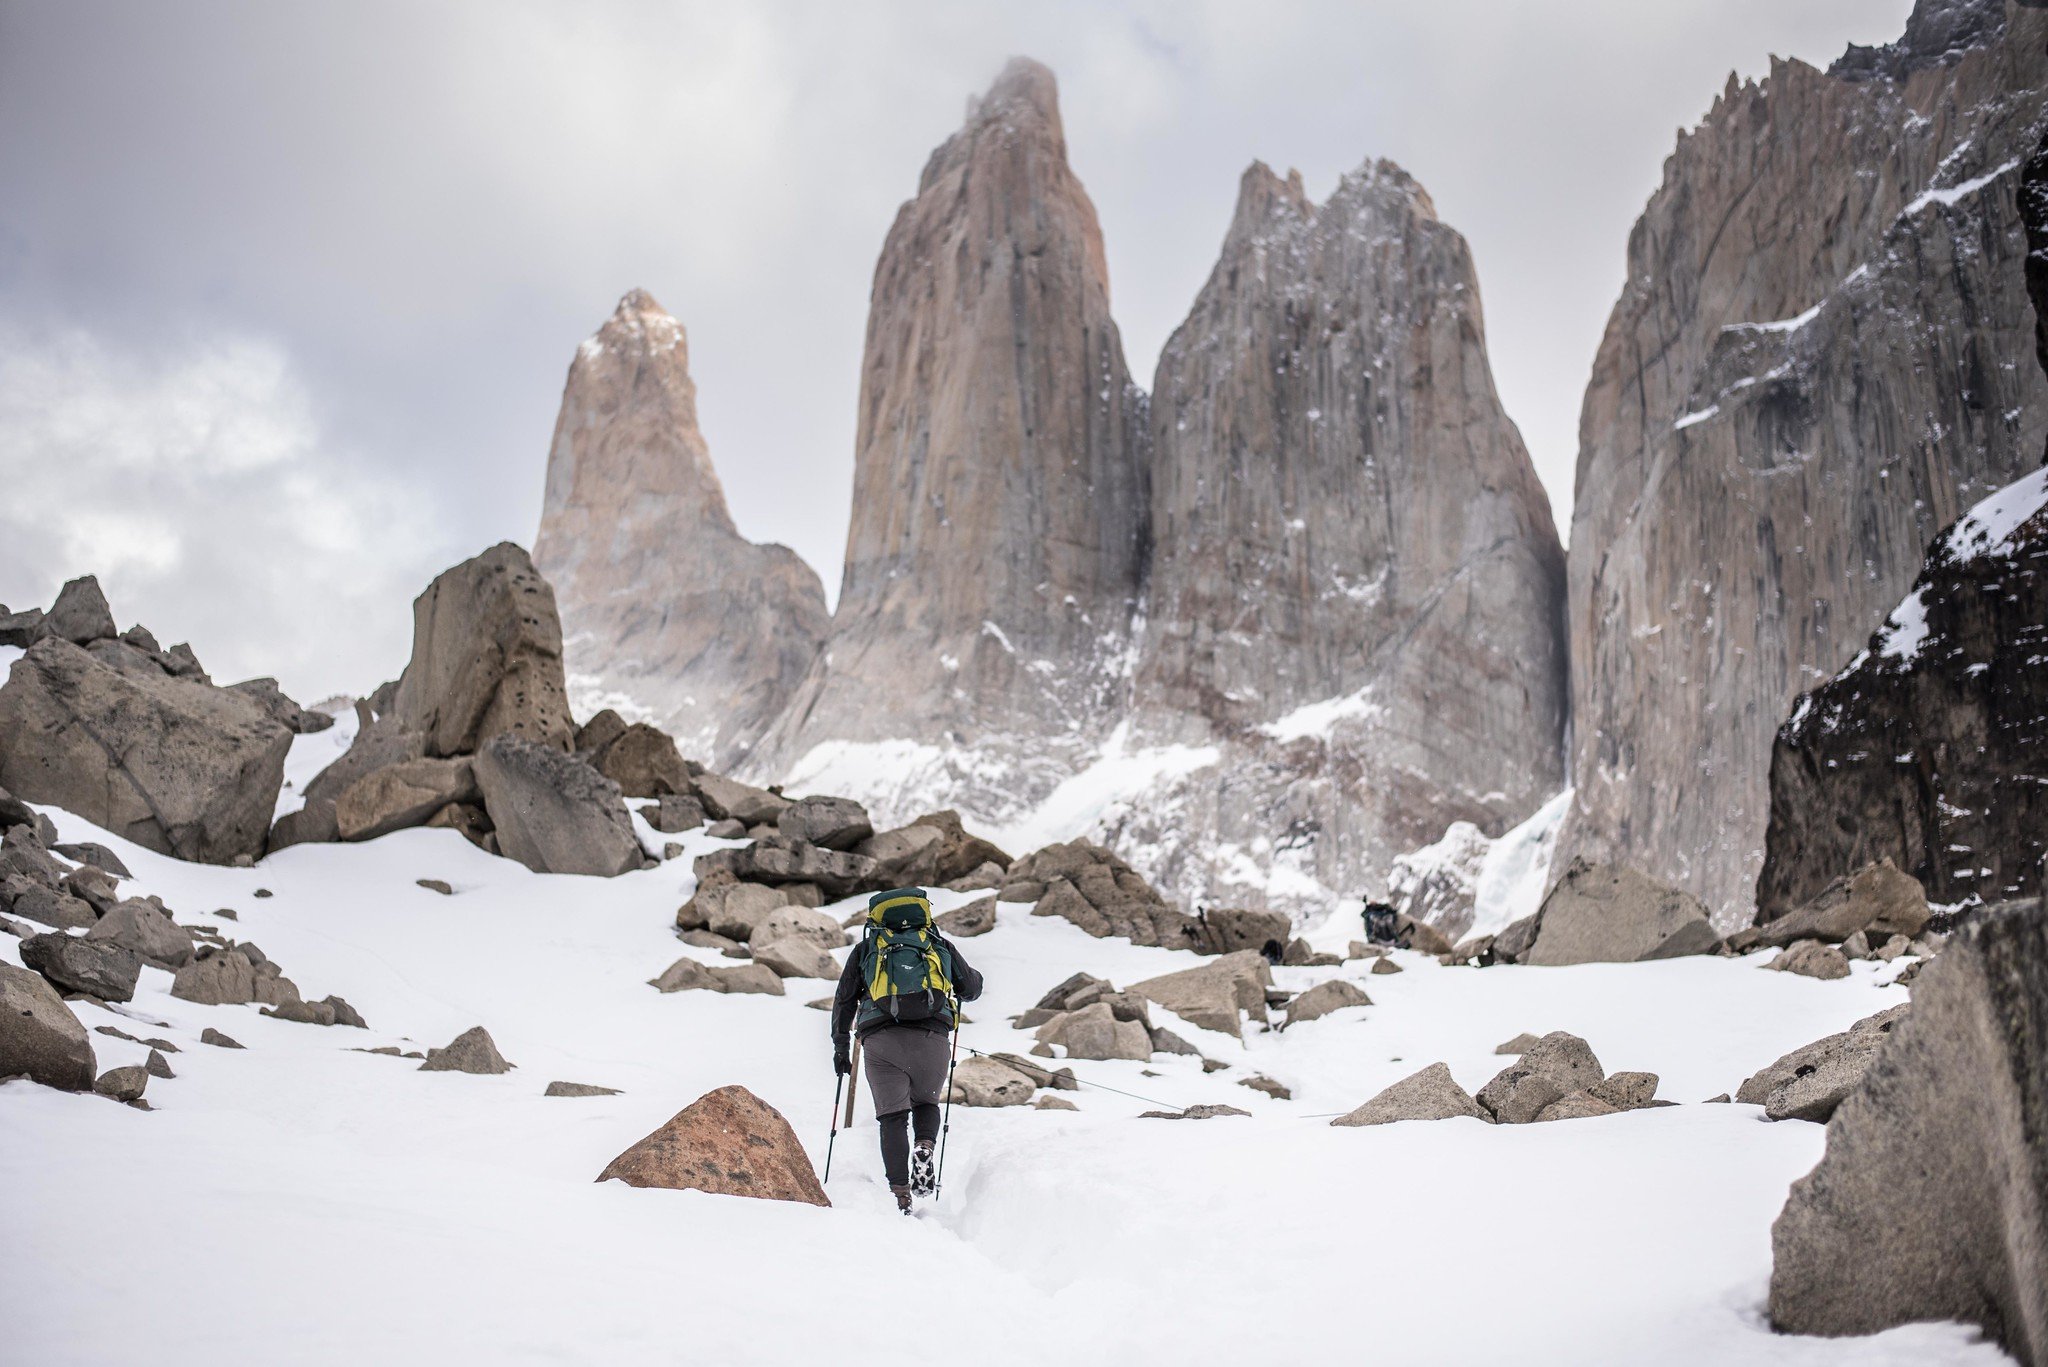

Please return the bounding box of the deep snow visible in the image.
[0,795,2010,1366]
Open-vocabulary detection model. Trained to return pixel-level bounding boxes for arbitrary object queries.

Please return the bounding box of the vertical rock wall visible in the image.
[1561,0,2048,926]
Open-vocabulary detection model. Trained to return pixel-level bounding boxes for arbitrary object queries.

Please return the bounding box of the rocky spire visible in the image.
[752,58,1148,791]
[533,290,827,768]
[1559,2,2048,925]
[1120,158,1569,912]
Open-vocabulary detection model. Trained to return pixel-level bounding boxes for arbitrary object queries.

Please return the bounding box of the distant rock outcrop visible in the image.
[1755,126,2048,917]
[751,57,1150,809]
[1123,158,1567,915]
[1561,0,2048,926]
[533,291,827,769]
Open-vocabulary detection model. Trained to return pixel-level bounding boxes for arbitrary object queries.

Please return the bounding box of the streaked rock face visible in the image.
[1560,0,2048,926]
[752,58,1149,793]
[1121,161,1567,913]
[533,290,827,769]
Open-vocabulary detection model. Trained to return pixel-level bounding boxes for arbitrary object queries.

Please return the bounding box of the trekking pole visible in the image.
[823,1071,846,1183]
[934,1004,962,1193]
[843,1038,862,1129]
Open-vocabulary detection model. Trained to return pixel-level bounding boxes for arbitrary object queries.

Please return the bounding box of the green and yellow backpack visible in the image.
[857,888,956,1028]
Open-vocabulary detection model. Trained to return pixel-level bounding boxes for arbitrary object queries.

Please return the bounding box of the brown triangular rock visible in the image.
[597,1085,828,1207]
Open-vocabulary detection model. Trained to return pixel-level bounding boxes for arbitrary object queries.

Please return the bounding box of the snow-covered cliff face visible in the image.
[1560,0,2048,928]
[750,58,1149,804]
[532,291,827,769]
[1122,161,1567,915]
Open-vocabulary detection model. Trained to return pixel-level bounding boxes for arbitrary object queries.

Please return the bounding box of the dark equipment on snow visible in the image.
[1362,900,1401,945]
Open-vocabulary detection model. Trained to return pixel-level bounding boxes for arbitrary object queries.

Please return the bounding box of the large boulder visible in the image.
[1737,1004,1908,1123]
[334,757,479,842]
[677,880,788,940]
[1332,1063,1489,1127]
[1476,1031,1606,1124]
[389,543,575,757]
[227,677,333,734]
[907,810,1012,884]
[0,638,290,864]
[751,905,847,951]
[473,734,643,877]
[2,877,95,931]
[20,931,140,1002]
[749,937,839,980]
[1522,859,1720,966]
[1767,941,1852,981]
[934,896,996,938]
[1755,860,1930,948]
[1127,951,1271,1038]
[1769,903,2048,1361]
[0,960,96,1090]
[1034,1002,1151,1061]
[1006,840,1202,949]
[598,1084,828,1205]
[777,795,873,851]
[85,898,194,968]
[590,722,693,800]
[169,946,300,1008]
[855,823,946,886]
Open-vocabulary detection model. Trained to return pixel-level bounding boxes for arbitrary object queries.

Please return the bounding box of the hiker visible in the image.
[1362,898,1402,947]
[831,886,984,1214]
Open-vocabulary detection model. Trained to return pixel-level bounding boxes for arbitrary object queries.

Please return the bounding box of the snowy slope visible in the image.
[0,797,2007,1366]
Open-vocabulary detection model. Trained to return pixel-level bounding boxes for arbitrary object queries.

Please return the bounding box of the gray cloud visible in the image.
[0,0,1912,698]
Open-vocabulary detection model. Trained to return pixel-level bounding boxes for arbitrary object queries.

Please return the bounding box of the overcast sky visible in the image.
[0,0,1913,699]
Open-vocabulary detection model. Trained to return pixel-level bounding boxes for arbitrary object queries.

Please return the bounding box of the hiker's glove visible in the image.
[833,1048,851,1077]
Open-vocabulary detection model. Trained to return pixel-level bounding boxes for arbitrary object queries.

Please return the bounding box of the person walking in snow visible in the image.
[830,887,984,1214]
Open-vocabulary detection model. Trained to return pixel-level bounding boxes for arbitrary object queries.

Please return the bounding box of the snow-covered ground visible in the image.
[0,798,2008,1366]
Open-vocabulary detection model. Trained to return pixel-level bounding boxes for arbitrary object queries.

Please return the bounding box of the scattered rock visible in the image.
[144,1047,175,1079]
[263,995,368,1028]
[227,676,333,734]
[1196,906,1292,959]
[1533,1090,1619,1122]
[777,795,873,851]
[85,898,195,968]
[1141,1104,1251,1121]
[680,880,788,940]
[1494,1032,1543,1055]
[0,638,290,865]
[1005,840,1202,949]
[1033,1095,1078,1111]
[946,1056,1037,1107]
[417,879,453,896]
[749,936,839,980]
[50,842,130,878]
[388,542,576,756]
[20,931,141,1002]
[751,904,847,951]
[2,877,95,931]
[714,963,784,996]
[1332,1063,1490,1127]
[1756,860,1931,948]
[1521,858,1720,965]
[418,1026,513,1074]
[643,793,708,834]
[944,861,1007,893]
[93,1064,148,1103]
[705,818,748,840]
[199,1027,244,1049]
[589,722,692,800]
[1240,1074,1291,1100]
[1035,1002,1151,1061]
[474,734,642,877]
[1767,941,1852,980]
[1767,902,2048,1359]
[651,957,720,993]
[692,836,879,901]
[1284,978,1372,1026]
[934,896,996,938]
[171,949,262,1005]
[545,1081,622,1098]
[1147,1024,1199,1056]
[1032,972,1111,1014]
[335,756,479,841]
[1736,1004,1909,1123]
[596,1084,828,1205]
[1492,912,1542,964]
[1477,1032,1605,1124]
[1587,1072,1660,1111]
[1370,957,1403,975]
[1127,952,1271,1038]
[693,773,790,827]
[0,960,96,1089]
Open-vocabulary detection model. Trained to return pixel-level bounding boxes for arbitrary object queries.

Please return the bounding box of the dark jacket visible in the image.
[831,930,983,1054]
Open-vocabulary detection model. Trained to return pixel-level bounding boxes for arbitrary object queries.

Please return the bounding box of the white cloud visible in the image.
[0,326,459,700]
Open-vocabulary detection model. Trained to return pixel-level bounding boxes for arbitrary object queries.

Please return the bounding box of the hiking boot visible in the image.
[891,1184,914,1215]
[909,1139,936,1197]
